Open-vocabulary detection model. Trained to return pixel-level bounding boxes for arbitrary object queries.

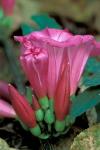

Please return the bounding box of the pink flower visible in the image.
[1,0,15,16]
[8,84,37,128]
[14,28,96,120]
[0,99,16,118]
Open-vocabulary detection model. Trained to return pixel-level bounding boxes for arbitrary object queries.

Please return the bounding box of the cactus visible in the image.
[70,124,100,150]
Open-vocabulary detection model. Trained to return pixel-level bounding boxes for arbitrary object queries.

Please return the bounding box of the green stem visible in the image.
[1,38,25,94]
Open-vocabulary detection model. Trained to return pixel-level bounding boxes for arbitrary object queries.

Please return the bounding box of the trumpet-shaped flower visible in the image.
[15,28,95,96]
[13,28,99,133]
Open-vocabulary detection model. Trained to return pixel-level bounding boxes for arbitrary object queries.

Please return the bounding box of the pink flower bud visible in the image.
[1,0,15,16]
[9,84,37,128]
[54,53,70,120]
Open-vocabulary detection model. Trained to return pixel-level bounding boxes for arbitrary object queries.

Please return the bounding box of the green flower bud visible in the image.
[30,125,41,137]
[44,109,55,124]
[35,109,44,121]
[39,96,49,110]
[55,120,66,132]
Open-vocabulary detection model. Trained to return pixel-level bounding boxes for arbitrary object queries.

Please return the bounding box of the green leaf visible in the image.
[31,14,61,29]
[85,58,100,74]
[2,17,13,27]
[21,14,61,35]
[26,86,32,104]
[69,88,100,118]
[81,73,100,88]
[0,9,4,19]
[21,24,36,35]
[81,58,100,89]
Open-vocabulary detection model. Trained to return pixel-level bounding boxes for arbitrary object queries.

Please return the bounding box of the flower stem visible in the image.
[0,38,25,94]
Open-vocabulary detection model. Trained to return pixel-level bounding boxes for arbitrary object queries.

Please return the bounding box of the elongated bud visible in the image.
[8,84,37,128]
[54,54,70,121]
[1,0,15,16]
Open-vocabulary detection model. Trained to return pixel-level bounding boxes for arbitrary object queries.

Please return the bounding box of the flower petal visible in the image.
[0,99,16,118]
[68,35,95,95]
[20,47,48,98]
[47,45,67,98]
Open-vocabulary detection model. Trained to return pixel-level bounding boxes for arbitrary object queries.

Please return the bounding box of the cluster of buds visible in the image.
[9,28,100,138]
